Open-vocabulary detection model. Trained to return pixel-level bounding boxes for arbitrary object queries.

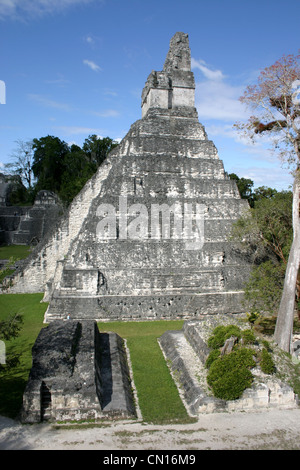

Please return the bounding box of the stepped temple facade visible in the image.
[7,32,251,322]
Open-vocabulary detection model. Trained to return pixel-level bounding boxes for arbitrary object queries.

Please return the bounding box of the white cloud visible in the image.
[83,34,102,48]
[91,109,120,118]
[83,59,102,72]
[191,58,225,81]
[205,124,239,139]
[54,126,105,135]
[205,123,285,164]
[195,79,246,121]
[192,57,247,122]
[191,59,294,190]
[231,165,293,190]
[45,76,70,86]
[28,93,72,111]
[103,89,118,97]
[0,0,97,20]
[206,123,263,147]
[85,35,94,45]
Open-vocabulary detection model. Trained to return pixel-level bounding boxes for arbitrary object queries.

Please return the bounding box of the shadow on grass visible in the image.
[0,376,27,419]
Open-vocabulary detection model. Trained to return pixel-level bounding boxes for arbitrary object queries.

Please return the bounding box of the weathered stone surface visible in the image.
[0,173,24,206]
[159,329,225,415]
[0,190,63,246]
[21,320,136,423]
[6,33,252,322]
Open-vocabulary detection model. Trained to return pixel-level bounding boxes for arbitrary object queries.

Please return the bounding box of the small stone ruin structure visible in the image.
[159,315,298,415]
[0,189,63,246]
[21,320,136,423]
[0,173,21,206]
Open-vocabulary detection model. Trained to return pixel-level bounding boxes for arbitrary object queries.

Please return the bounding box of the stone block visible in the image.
[21,321,136,423]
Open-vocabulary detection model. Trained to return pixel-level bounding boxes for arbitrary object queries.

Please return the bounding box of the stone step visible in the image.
[159,330,225,415]
[44,291,246,322]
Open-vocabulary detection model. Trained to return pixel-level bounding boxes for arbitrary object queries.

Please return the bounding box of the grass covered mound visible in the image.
[205,324,275,401]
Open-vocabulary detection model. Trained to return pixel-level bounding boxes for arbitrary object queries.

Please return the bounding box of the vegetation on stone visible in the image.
[205,324,276,401]
[260,347,276,375]
[207,324,242,349]
[207,349,256,401]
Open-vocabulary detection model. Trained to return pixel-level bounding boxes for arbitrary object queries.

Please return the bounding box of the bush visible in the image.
[207,325,242,349]
[207,349,256,400]
[241,329,256,345]
[205,323,277,401]
[260,348,275,374]
[205,349,221,369]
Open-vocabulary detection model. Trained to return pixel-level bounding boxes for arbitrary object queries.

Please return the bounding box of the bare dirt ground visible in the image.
[1,408,300,451]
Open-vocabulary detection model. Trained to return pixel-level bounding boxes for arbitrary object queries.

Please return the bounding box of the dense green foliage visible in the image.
[260,347,276,374]
[228,173,280,208]
[207,324,242,349]
[205,324,275,401]
[5,134,118,206]
[232,189,293,316]
[207,349,255,400]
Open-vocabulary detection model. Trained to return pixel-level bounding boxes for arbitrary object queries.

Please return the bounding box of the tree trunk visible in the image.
[274,175,300,352]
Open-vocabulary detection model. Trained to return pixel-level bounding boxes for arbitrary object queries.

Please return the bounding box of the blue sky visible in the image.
[0,0,299,190]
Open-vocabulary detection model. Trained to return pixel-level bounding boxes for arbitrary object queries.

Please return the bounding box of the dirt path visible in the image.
[1,408,300,451]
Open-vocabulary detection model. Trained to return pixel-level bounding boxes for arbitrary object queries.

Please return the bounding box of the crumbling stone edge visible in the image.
[159,315,299,416]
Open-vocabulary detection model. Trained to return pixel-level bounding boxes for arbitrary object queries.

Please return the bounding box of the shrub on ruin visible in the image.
[205,348,221,369]
[207,325,241,349]
[205,323,275,400]
[241,329,256,345]
[206,348,256,400]
[260,348,275,374]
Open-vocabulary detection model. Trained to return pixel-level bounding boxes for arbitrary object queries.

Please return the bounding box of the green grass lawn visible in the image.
[0,245,31,260]
[0,293,192,423]
[98,320,192,423]
[0,294,47,418]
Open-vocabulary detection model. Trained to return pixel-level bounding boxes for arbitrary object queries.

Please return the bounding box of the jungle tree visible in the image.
[235,52,300,352]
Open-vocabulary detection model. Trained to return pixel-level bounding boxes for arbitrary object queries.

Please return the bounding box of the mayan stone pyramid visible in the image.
[9,33,251,321]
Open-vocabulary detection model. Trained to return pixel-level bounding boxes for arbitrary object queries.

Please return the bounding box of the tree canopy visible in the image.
[4,134,118,206]
[232,189,293,316]
[234,51,300,352]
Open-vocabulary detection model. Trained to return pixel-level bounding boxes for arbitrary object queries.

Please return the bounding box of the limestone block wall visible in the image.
[6,155,116,294]
[0,191,63,246]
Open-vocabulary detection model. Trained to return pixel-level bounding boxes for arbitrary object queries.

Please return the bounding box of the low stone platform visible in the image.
[159,315,298,415]
[21,320,136,423]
